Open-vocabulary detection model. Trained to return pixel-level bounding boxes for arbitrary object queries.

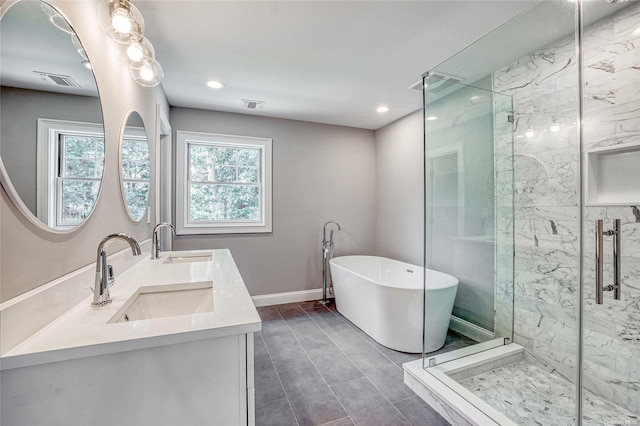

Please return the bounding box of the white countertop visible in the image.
[1,249,261,370]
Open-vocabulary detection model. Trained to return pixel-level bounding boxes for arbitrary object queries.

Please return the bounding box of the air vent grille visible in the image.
[34,71,80,88]
[241,99,265,110]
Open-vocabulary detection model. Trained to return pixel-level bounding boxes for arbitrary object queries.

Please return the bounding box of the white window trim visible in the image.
[176,130,272,235]
[36,118,104,230]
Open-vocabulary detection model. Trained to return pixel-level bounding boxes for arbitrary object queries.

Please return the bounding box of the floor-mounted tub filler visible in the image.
[320,220,341,305]
[330,255,458,353]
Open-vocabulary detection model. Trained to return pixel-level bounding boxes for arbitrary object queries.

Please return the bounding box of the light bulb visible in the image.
[550,122,560,133]
[127,43,144,62]
[111,9,132,34]
[139,65,155,82]
[102,1,145,43]
[525,128,534,138]
[426,116,438,121]
[376,106,389,113]
[130,58,163,87]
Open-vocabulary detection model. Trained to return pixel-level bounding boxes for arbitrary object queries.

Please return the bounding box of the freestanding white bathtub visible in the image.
[330,256,458,353]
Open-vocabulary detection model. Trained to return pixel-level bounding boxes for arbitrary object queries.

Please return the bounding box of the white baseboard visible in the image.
[252,288,324,307]
[449,315,494,343]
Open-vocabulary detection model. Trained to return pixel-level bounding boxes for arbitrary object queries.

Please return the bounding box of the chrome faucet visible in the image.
[151,222,175,259]
[323,220,341,253]
[92,233,141,306]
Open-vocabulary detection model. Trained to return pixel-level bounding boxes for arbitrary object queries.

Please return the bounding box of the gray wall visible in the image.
[0,0,168,302]
[170,107,376,296]
[0,87,103,213]
[373,109,423,267]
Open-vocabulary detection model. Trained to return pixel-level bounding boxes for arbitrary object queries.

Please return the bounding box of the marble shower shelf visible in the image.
[586,141,640,206]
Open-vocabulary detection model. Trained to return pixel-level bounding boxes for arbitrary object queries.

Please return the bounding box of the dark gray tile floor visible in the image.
[254,301,476,426]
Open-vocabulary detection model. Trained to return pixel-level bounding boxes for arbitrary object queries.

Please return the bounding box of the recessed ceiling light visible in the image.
[206,80,225,89]
[426,116,438,121]
[376,106,389,113]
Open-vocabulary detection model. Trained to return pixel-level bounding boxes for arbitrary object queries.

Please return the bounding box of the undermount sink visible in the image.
[162,254,212,264]
[108,282,214,323]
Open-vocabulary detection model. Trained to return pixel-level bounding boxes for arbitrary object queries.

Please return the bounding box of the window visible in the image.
[57,134,104,226]
[120,129,150,221]
[37,118,105,229]
[176,131,272,235]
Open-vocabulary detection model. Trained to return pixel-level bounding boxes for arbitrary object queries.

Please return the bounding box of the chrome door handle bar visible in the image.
[595,219,621,305]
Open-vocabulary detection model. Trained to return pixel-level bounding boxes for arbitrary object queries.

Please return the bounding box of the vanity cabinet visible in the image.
[0,249,260,425]
[2,333,255,425]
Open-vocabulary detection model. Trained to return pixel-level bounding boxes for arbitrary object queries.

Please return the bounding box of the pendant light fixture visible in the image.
[99,0,163,87]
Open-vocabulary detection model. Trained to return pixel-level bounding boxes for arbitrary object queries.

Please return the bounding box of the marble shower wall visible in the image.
[493,2,640,414]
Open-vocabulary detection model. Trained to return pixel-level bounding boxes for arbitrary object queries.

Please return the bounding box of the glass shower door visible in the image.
[580,1,640,423]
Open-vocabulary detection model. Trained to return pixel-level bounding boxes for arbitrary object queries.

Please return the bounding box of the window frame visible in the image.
[175,130,272,235]
[37,118,105,230]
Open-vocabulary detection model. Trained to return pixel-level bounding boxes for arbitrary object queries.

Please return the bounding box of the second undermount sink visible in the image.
[108,282,214,323]
[162,254,212,264]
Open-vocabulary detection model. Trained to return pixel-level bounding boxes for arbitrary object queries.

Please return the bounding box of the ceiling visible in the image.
[134,1,536,130]
[0,1,539,130]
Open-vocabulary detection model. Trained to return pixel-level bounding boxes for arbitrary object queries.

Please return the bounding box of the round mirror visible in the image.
[0,1,105,232]
[119,111,150,222]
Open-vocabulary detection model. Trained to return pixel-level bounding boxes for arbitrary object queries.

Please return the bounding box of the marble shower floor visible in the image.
[459,360,639,426]
[254,301,476,426]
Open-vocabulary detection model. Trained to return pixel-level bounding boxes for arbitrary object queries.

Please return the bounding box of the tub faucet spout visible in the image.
[92,233,141,306]
[323,220,341,246]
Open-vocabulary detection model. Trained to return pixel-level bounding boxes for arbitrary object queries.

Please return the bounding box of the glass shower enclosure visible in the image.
[418,0,640,424]
[424,77,514,355]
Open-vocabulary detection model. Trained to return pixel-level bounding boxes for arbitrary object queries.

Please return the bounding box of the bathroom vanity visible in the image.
[0,248,260,425]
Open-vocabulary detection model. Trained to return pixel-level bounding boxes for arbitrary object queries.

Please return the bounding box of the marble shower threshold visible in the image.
[404,344,638,426]
[459,360,638,426]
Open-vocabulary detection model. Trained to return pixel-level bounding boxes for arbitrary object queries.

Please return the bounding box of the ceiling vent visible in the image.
[241,99,265,110]
[409,72,463,93]
[34,71,80,88]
